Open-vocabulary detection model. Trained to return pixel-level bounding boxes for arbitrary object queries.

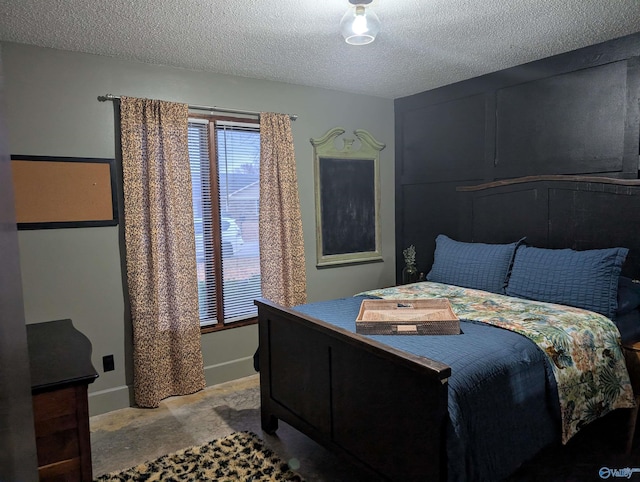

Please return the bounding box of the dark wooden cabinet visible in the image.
[27,319,98,481]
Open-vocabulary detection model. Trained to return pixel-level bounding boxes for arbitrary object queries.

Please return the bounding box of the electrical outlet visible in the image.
[103,354,115,372]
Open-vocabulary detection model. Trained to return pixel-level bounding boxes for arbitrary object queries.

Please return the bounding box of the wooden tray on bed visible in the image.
[356,299,460,335]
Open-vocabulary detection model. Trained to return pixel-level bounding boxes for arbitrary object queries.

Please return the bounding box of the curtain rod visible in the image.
[98,94,298,121]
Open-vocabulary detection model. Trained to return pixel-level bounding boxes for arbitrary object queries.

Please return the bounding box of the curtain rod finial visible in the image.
[98,94,119,102]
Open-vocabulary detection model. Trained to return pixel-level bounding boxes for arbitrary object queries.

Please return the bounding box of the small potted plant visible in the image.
[402,245,419,284]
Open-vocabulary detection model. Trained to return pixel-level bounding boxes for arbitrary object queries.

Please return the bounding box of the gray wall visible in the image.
[1,42,395,415]
[0,44,39,482]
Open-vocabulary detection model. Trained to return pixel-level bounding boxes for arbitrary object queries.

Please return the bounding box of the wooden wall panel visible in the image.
[398,181,478,278]
[549,187,640,277]
[399,94,486,184]
[395,32,640,281]
[495,61,627,177]
[461,189,549,247]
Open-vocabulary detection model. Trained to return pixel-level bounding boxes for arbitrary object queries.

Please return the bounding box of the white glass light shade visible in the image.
[340,5,380,45]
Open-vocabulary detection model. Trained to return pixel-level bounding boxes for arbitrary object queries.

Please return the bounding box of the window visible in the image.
[188,117,261,330]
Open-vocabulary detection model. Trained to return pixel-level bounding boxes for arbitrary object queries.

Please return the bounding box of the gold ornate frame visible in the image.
[310,127,385,267]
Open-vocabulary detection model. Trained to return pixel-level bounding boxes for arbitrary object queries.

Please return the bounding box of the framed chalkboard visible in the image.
[311,128,385,267]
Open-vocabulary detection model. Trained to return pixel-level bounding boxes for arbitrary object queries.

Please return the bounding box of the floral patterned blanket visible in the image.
[360,281,635,443]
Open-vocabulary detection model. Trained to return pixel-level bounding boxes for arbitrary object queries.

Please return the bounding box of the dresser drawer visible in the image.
[36,426,80,467]
[33,386,78,422]
[32,385,90,481]
[38,458,82,482]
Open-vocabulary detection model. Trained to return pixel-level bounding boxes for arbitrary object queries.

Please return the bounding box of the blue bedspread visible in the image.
[294,295,561,482]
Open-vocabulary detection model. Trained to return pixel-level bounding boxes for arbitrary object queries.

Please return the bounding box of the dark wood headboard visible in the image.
[457,175,640,279]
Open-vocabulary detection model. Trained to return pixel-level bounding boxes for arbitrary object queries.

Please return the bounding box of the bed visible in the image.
[256,176,640,481]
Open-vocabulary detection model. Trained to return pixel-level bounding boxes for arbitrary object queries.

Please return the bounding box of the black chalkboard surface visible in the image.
[311,127,385,267]
[319,157,376,256]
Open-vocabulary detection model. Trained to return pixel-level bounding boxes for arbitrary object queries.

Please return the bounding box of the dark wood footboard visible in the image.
[256,298,451,481]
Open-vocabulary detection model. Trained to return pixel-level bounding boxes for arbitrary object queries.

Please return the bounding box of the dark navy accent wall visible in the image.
[395,32,640,281]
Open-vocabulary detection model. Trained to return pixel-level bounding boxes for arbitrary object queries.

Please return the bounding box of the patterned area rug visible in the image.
[94,431,304,481]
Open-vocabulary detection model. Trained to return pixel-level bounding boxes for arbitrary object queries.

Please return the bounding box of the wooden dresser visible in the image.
[27,319,98,481]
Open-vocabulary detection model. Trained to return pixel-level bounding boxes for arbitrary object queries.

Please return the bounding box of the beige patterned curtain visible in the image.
[259,113,307,307]
[120,96,205,408]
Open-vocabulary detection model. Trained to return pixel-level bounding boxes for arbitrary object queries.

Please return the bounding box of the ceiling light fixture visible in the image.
[340,0,380,46]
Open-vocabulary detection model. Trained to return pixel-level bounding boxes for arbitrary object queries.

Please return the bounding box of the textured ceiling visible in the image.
[1,0,640,99]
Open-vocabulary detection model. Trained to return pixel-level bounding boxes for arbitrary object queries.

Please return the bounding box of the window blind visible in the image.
[188,119,261,327]
[215,122,261,323]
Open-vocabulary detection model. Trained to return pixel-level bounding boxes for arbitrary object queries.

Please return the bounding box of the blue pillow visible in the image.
[426,235,522,294]
[505,246,628,318]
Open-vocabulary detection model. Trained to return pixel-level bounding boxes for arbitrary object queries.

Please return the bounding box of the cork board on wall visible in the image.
[11,155,118,229]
